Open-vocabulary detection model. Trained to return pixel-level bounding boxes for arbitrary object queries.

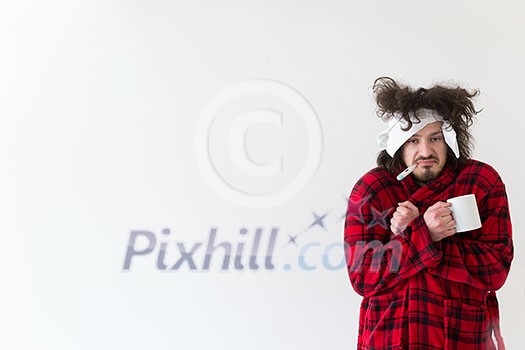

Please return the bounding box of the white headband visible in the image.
[377,109,460,158]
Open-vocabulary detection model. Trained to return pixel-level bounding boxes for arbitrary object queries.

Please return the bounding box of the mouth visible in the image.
[417,159,438,166]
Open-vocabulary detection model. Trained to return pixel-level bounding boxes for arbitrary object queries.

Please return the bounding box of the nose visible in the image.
[417,140,433,158]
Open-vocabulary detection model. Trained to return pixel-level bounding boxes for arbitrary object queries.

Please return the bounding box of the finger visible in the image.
[428,201,451,211]
[398,204,418,217]
[396,206,408,216]
[435,208,453,217]
[446,219,456,229]
[427,208,447,219]
[441,215,454,225]
[390,224,400,235]
[445,226,457,236]
[403,201,418,212]
[396,213,406,222]
[398,201,416,211]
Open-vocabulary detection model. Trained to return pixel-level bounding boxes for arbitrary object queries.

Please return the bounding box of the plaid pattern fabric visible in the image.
[344,159,513,350]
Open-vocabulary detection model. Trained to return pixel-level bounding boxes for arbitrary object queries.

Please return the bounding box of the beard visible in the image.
[413,166,439,182]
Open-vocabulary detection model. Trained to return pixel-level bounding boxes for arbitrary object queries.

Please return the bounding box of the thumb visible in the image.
[398,201,418,212]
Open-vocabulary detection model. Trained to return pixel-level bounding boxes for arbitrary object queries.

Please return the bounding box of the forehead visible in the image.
[412,121,443,137]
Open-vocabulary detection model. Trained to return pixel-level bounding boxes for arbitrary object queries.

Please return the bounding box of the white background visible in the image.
[1,1,523,349]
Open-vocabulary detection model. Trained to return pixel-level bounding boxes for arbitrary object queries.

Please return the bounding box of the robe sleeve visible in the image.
[427,176,513,291]
[344,171,443,298]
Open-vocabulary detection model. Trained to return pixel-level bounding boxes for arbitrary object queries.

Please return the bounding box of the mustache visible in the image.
[415,156,439,162]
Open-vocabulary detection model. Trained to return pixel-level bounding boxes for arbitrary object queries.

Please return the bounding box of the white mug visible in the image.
[446,194,482,233]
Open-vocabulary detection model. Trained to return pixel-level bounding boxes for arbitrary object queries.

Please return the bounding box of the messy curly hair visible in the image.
[373,77,481,174]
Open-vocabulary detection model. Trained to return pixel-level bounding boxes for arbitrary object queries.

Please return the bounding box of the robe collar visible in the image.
[398,164,457,209]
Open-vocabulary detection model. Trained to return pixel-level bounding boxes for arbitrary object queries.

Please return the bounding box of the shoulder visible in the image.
[458,159,505,189]
[460,159,503,181]
[352,166,399,195]
[356,166,395,184]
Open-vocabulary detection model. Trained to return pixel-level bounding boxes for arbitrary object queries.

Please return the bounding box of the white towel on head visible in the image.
[377,108,460,158]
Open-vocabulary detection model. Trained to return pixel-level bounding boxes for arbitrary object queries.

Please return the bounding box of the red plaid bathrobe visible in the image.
[344,159,513,350]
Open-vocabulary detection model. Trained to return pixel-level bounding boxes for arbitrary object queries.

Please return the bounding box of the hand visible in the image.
[390,201,420,235]
[423,201,456,242]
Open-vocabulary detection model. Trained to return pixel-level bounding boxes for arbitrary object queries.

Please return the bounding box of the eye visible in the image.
[408,139,418,144]
[430,137,443,142]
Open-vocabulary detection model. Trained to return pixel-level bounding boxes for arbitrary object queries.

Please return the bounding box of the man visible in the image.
[344,77,513,350]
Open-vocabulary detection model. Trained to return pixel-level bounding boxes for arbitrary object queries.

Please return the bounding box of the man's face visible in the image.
[401,121,448,182]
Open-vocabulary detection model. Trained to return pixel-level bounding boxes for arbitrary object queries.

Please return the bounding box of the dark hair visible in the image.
[373,77,481,174]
